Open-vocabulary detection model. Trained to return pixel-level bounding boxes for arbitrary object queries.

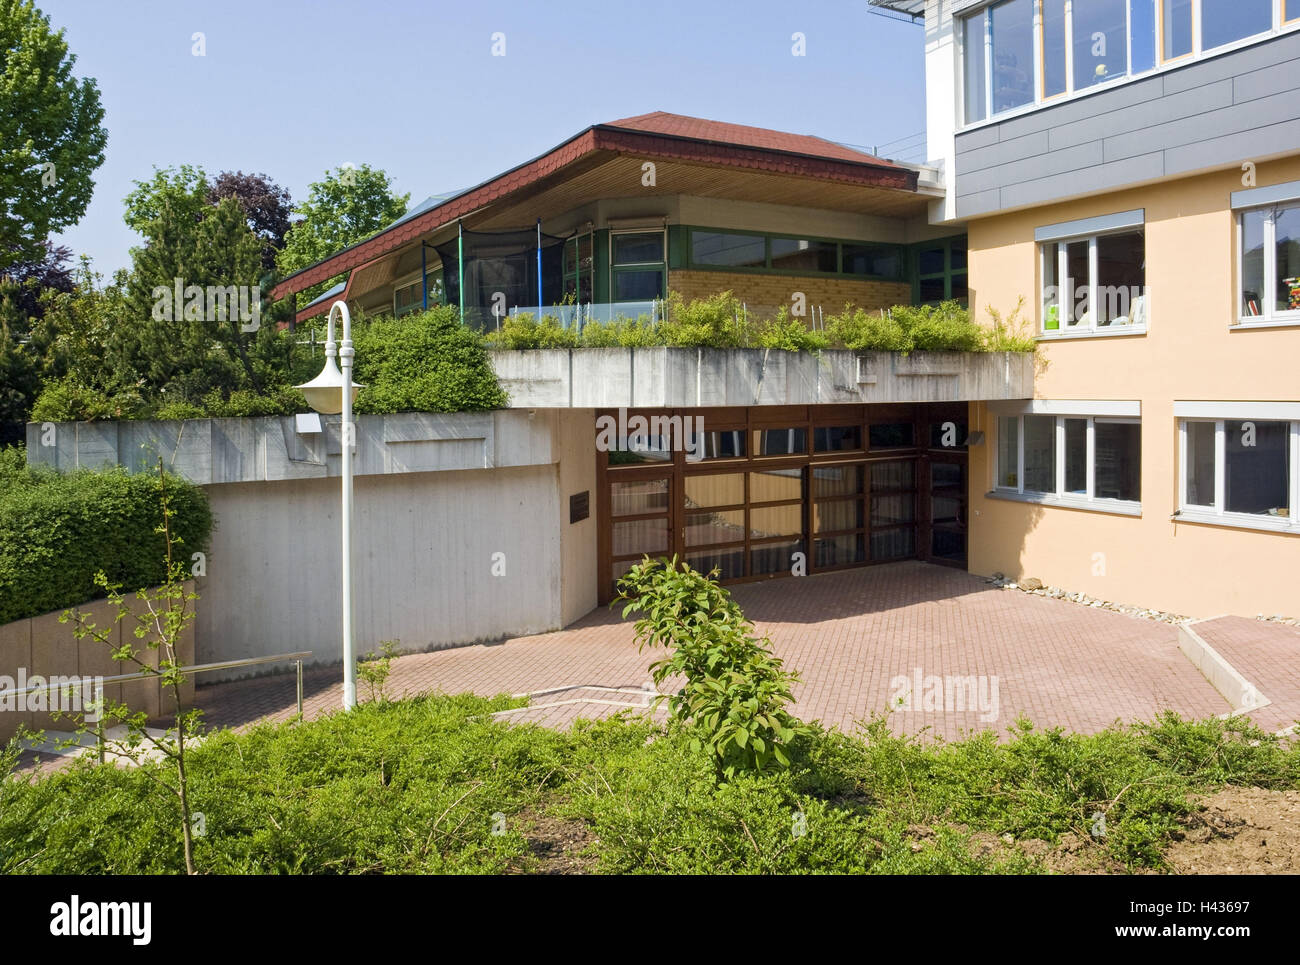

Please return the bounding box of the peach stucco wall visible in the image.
[964,157,1300,618]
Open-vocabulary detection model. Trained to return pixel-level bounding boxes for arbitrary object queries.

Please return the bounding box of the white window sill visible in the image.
[1232,318,1300,330]
[1173,509,1300,534]
[1037,326,1146,341]
[987,489,1142,517]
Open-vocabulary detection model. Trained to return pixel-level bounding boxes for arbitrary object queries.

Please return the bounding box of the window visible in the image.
[843,244,901,278]
[563,232,594,303]
[394,273,442,318]
[687,229,903,280]
[1237,200,1300,324]
[611,230,665,302]
[1179,415,1300,529]
[770,238,837,273]
[1201,0,1273,51]
[914,237,968,306]
[995,413,1142,508]
[1038,213,1146,334]
[963,0,1293,124]
[1073,0,1128,90]
[691,231,764,268]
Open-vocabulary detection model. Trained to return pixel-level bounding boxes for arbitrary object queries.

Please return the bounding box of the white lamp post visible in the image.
[295,301,363,710]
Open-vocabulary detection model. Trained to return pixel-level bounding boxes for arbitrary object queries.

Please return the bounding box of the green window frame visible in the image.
[610,229,666,302]
[684,226,904,281]
[563,232,595,304]
[912,237,969,306]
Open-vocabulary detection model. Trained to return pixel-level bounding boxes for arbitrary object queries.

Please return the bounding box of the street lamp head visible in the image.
[295,301,363,415]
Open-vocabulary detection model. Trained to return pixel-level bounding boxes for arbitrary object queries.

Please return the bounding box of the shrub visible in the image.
[30,377,149,422]
[826,305,911,352]
[353,305,508,413]
[482,312,579,350]
[615,556,817,778]
[0,456,212,623]
[984,297,1039,353]
[754,308,831,352]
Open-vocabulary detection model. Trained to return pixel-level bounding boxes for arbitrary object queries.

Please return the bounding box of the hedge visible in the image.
[0,447,213,625]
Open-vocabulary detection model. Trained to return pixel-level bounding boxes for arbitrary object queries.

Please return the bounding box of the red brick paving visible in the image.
[1191,616,1300,734]
[193,562,1235,741]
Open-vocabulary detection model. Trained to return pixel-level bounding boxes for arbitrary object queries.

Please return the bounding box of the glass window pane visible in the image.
[843,244,900,278]
[871,527,915,560]
[1043,242,1061,329]
[699,430,746,460]
[815,464,864,497]
[1096,230,1144,326]
[612,519,668,556]
[614,269,663,301]
[814,499,864,533]
[1074,0,1128,89]
[685,548,744,580]
[998,416,1019,488]
[918,247,945,275]
[991,0,1034,114]
[1241,209,1267,318]
[609,424,672,464]
[1130,0,1157,74]
[1023,414,1056,494]
[963,11,988,124]
[686,510,745,547]
[1201,0,1272,52]
[1042,0,1067,96]
[770,238,837,273]
[919,277,946,303]
[691,231,765,268]
[931,461,963,488]
[870,460,915,492]
[814,534,865,567]
[1094,421,1141,501]
[869,423,915,449]
[751,540,804,576]
[751,505,803,538]
[951,242,967,271]
[871,493,915,526]
[1064,418,1087,494]
[951,274,969,303]
[1225,420,1290,515]
[610,479,669,515]
[1162,0,1193,59]
[684,473,744,509]
[1275,205,1300,314]
[749,468,804,502]
[753,428,807,456]
[1184,422,1216,507]
[814,425,863,452]
[613,233,664,265]
[1066,239,1090,326]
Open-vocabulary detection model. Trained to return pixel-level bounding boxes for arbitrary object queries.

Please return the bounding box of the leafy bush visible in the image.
[753,308,831,352]
[30,377,149,422]
[0,454,212,623]
[984,297,1039,353]
[482,312,579,350]
[615,556,816,778]
[351,305,508,413]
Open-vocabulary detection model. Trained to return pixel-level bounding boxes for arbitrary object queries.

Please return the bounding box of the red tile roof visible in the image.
[602,111,899,167]
[274,112,917,303]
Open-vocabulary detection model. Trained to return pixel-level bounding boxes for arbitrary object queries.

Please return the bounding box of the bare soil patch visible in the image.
[1164,787,1300,874]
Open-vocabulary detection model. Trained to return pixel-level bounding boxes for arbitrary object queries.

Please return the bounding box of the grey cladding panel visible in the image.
[955,32,1300,211]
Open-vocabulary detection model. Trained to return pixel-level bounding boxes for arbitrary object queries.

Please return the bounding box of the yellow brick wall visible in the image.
[668,270,910,316]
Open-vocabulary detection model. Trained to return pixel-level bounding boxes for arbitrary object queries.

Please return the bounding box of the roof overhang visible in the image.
[273,124,922,303]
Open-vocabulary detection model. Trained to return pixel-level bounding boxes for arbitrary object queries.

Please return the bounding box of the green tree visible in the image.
[277,164,409,304]
[0,0,108,269]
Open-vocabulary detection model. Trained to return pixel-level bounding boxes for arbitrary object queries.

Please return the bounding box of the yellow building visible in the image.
[876,0,1300,617]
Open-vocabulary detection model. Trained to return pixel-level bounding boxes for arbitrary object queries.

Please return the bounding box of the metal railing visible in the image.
[2,650,313,761]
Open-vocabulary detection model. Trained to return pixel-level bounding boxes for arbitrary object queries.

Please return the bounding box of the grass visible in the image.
[2,697,1295,875]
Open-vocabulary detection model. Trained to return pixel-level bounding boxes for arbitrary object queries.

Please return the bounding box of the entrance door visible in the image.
[923,455,967,566]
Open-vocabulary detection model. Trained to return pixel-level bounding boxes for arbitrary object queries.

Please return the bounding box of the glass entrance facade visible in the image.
[597,403,970,601]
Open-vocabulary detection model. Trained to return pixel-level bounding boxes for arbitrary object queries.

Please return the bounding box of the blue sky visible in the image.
[41,0,927,276]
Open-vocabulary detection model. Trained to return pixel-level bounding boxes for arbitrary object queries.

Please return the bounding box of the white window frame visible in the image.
[1233,190,1300,329]
[957,0,1300,130]
[991,405,1142,514]
[1036,210,1147,337]
[1176,406,1300,533]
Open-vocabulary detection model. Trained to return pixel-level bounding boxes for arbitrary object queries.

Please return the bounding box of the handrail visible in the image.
[1,650,314,725]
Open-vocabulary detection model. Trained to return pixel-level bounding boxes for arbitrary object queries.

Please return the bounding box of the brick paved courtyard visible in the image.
[192,561,1300,741]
